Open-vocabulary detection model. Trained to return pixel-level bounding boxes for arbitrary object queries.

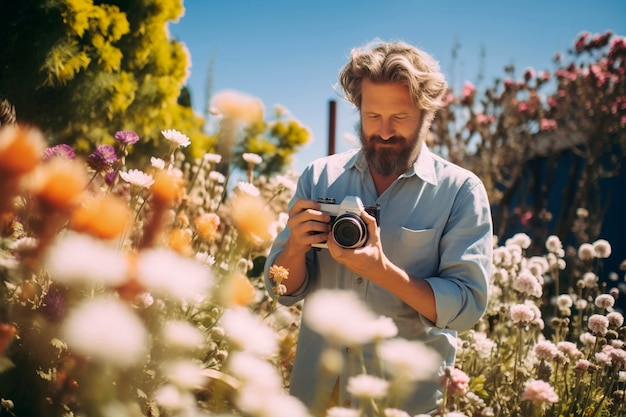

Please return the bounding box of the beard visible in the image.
[359,124,423,177]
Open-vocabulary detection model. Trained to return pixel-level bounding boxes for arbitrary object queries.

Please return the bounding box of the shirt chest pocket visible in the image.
[388,227,439,278]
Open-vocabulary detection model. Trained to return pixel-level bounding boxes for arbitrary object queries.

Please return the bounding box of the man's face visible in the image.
[359,78,424,177]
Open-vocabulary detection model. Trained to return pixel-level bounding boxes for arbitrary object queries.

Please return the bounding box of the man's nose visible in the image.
[379,119,394,140]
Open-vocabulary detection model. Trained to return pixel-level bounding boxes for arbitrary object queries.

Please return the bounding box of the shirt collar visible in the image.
[350,142,438,186]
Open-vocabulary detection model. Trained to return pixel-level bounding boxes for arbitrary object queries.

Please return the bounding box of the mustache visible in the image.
[368,135,407,145]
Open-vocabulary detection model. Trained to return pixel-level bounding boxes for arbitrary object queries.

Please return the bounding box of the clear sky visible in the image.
[170,0,626,173]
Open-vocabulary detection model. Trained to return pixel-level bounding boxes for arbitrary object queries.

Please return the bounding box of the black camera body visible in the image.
[312,196,380,249]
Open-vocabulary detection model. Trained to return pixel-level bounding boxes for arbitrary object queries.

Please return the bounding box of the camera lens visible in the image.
[332,213,367,248]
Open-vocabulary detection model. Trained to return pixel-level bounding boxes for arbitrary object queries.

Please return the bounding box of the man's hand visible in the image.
[284,199,332,253]
[326,208,386,282]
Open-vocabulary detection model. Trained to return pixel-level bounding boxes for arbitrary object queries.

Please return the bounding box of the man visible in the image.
[264,39,492,414]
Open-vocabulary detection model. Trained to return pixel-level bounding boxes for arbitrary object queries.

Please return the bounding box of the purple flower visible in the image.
[87,144,117,172]
[41,286,66,323]
[42,144,75,161]
[114,130,140,145]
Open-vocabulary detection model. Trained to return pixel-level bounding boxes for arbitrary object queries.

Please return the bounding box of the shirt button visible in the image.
[356,277,363,284]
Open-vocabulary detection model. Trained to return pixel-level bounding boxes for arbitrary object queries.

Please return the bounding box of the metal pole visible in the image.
[328,100,336,156]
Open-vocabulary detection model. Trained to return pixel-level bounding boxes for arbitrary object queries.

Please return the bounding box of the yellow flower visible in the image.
[152,169,184,205]
[30,158,88,210]
[167,228,193,256]
[269,264,289,284]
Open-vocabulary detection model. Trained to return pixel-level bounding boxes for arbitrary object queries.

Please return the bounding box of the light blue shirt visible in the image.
[264,143,492,414]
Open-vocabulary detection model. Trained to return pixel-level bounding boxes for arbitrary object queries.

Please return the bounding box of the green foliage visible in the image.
[0,0,208,160]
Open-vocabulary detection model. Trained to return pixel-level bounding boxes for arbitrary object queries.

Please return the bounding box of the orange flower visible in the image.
[167,228,193,256]
[0,322,18,356]
[152,170,184,205]
[70,194,131,239]
[0,124,46,176]
[230,194,274,243]
[30,158,88,210]
[194,212,221,242]
[223,273,256,307]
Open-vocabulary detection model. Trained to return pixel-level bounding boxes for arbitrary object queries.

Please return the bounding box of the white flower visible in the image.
[150,157,166,169]
[136,248,213,302]
[234,181,261,196]
[203,153,222,164]
[378,338,442,382]
[578,243,596,260]
[208,171,226,184]
[303,289,379,346]
[347,374,389,399]
[369,316,398,340]
[242,152,262,165]
[384,409,412,417]
[162,360,208,389]
[161,129,191,147]
[545,235,563,253]
[326,407,360,417]
[45,233,128,287]
[510,303,536,324]
[592,239,611,258]
[220,307,278,357]
[154,384,196,411]
[162,320,205,350]
[62,296,148,366]
[505,232,531,249]
[119,169,154,188]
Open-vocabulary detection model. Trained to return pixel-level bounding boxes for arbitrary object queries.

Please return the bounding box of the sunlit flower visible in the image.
[162,359,208,389]
[30,157,88,209]
[510,303,535,324]
[234,181,261,197]
[152,169,184,204]
[607,311,624,327]
[220,307,278,357]
[42,144,75,161]
[588,314,609,335]
[595,294,615,309]
[70,194,131,239]
[242,152,262,165]
[45,233,128,287]
[203,153,222,164]
[151,157,166,169]
[161,129,191,147]
[194,212,221,242]
[136,248,213,302]
[304,289,379,346]
[211,90,264,125]
[556,294,573,309]
[119,169,154,188]
[512,269,542,298]
[114,130,140,145]
[378,338,442,382]
[0,124,46,175]
[62,296,148,366]
[221,273,257,307]
[230,193,274,243]
[440,367,470,396]
[521,379,558,404]
[87,144,117,172]
[545,235,563,253]
[384,409,412,417]
[369,316,399,340]
[162,320,205,351]
[347,374,389,399]
[534,340,559,361]
[326,407,359,417]
[505,232,531,249]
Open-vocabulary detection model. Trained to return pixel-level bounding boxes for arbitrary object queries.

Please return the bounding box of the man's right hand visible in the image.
[284,199,331,253]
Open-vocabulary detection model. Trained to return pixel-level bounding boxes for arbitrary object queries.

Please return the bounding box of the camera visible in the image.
[312,196,380,249]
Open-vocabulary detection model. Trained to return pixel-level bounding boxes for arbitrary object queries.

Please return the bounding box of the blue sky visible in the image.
[171,0,626,173]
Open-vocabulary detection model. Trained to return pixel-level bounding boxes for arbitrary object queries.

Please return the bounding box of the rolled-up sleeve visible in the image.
[426,179,492,331]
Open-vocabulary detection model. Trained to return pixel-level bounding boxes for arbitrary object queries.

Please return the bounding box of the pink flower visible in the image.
[461,81,475,105]
[540,118,558,131]
[510,304,535,324]
[440,367,470,396]
[521,379,558,404]
[588,314,609,335]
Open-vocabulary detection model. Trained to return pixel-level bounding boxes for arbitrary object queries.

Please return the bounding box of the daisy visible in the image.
[119,169,154,188]
[161,129,191,147]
